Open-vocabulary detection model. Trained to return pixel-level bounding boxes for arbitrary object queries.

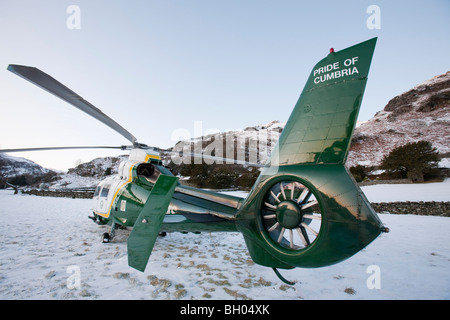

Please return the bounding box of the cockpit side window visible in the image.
[94,185,101,197]
[100,184,110,197]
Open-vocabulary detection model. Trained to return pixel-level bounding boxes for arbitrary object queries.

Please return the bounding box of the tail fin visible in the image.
[269,37,376,167]
[236,38,385,271]
[127,174,178,272]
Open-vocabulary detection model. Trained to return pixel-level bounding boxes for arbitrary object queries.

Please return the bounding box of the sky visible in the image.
[0,0,449,171]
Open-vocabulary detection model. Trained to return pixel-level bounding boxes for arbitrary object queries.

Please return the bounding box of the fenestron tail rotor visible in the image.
[261,180,322,250]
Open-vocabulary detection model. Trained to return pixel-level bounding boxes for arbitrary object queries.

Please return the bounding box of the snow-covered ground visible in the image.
[361,179,450,203]
[0,180,449,300]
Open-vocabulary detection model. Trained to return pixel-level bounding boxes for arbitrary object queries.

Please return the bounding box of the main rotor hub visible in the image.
[275,201,302,229]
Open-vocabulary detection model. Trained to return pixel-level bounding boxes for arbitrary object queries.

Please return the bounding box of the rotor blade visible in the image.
[167,151,264,167]
[7,64,138,145]
[0,145,132,153]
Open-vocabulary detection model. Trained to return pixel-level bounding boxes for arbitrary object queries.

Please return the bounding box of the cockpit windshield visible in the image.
[100,184,110,197]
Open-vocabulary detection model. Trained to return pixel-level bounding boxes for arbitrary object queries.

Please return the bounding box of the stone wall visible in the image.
[371,201,450,217]
[20,189,450,217]
[22,189,94,199]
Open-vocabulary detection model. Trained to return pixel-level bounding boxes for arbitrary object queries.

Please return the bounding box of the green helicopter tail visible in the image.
[236,38,386,271]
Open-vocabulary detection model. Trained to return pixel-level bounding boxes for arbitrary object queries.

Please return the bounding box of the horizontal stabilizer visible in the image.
[127,175,178,272]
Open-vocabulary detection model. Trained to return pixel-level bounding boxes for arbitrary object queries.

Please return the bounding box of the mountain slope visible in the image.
[50,155,128,189]
[0,153,58,188]
[168,120,284,165]
[169,71,449,169]
[2,72,448,188]
[0,153,49,177]
[348,71,450,167]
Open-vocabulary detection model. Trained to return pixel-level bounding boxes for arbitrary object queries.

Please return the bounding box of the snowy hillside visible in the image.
[51,155,128,189]
[2,71,448,189]
[168,120,285,166]
[0,153,50,177]
[348,71,450,167]
[0,179,449,300]
[168,71,449,170]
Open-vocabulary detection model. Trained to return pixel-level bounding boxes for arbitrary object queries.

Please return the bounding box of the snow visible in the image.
[347,71,450,169]
[413,71,450,90]
[0,180,449,300]
[0,153,49,176]
[439,158,450,169]
[50,173,102,190]
[361,178,450,203]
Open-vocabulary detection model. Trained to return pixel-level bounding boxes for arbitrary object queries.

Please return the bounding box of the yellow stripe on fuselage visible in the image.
[95,162,136,219]
[94,153,159,219]
[146,154,161,161]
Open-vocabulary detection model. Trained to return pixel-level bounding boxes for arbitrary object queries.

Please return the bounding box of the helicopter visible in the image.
[1,38,388,284]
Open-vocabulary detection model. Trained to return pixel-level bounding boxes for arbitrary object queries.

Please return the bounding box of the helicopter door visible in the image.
[95,183,111,215]
[94,178,124,217]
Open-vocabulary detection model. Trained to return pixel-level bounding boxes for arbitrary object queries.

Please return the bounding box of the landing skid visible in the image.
[102,222,120,243]
[101,223,167,243]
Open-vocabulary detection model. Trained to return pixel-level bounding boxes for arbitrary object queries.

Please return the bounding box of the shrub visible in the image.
[380,141,440,183]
